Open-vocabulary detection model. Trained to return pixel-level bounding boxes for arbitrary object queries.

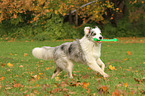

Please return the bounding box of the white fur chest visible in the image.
[92,44,101,58]
[80,37,101,59]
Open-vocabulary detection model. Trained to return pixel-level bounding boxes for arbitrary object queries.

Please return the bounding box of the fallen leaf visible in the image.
[127,51,132,55]
[1,62,5,67]
[55,77,60,81]
[24,53,28,57]
[125,69,130,71]
[14,54,17,56]
[7,62,13,67]
[46,67,49,70]
[109,65,117,71]
[62,88,68,92]
[101,86,108,92]
[128,91,134,95]
[29,93,35,96]
[39,73,42,75]
[68,91,76,95]
[5,86,12,90]
[82,82,89,89]
[123,83,128,87]
[51,88,59,93]
[123,58,129,61]
[14,83,21,88]
[38,75,40,79]
[112,89,122,96]
[19,65,23,67]
[97,86,108,95]
[23,90,28,93]
[86,88,91,94]
[0,76,4,81]
[134,78,145,83]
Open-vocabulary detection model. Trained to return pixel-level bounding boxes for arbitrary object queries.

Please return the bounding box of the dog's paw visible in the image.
[103,74,109,78]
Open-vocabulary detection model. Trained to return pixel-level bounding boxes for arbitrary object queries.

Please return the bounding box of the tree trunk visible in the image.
[75,10,78,26]
[69,10,73,24]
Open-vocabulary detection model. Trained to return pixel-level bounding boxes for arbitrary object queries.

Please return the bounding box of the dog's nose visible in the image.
[99,37,103,40]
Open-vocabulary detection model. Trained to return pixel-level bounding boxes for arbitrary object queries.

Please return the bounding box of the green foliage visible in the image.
[0,0,144,40]
[0,21,34,40]
[0,15,80,41]
[102,17,145,38]
[33,15,79,41]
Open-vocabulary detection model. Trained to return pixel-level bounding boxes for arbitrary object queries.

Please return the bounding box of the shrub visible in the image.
[32,15,79,41]
[102,17,145,38]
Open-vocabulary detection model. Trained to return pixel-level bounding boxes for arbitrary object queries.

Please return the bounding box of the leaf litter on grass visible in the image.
[0,38,145,95]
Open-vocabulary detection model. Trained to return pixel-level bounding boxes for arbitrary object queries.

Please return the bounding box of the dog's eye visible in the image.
[91,32,96,36]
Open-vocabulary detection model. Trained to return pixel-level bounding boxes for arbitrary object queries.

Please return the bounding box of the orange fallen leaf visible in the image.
[55,77,60,81]
[123,58,129,61]
[51,88,59,93]
[38,75,40,79]
[83,82,89,89]
[109,65,117,71]
[127,51,132,55]
[0,76,4,81]
[1,62,5,67]
[101,86,108,91]
[14,54,17,56]
[86,88,91,94]
[14,83,21,88]
[23,90,28,93]
[46,67,49,70]
[19,65,23,67]
[24,53,28,57]
[69,91,76,95]
[7,62,13,67]
[39,73,42,75]
[125,69,130,71]
[123,82,128,87]
[112,89,122,96]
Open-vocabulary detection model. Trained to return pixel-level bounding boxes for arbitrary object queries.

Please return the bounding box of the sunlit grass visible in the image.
[0,40,144,95]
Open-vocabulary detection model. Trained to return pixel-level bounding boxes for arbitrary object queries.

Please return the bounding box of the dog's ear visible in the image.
[84,27,91,35]
[95,26,98,28]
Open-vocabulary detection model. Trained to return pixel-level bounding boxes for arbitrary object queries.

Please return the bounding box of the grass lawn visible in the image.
[0,39,145,96]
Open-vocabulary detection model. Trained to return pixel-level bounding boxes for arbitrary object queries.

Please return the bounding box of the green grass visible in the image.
[0,40,145,96]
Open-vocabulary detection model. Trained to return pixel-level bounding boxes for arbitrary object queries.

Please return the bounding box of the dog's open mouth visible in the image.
[97,41,101,43]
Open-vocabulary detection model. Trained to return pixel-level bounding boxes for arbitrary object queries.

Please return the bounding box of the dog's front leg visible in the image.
[87,60,109,77]
[96,58,105,71]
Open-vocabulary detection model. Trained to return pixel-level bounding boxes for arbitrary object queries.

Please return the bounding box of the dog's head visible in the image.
[84,26,103,43]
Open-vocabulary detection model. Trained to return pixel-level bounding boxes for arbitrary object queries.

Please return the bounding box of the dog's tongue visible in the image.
[97,41,101,43]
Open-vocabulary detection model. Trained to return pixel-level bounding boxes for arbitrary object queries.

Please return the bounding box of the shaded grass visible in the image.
[0,40,145,95]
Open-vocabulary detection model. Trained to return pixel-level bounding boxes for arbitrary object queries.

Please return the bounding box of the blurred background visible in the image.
[0,0,144,41]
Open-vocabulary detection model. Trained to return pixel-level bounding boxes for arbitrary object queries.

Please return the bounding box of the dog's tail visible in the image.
[32,46,54,60]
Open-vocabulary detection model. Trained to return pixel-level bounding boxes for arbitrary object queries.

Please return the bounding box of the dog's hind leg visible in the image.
[54,58,74,78]
[96,58,105,71]
[51,67,62,79]
[66,62,74,78]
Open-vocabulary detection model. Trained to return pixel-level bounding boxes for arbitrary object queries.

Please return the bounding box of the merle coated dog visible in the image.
[32,26,109,79]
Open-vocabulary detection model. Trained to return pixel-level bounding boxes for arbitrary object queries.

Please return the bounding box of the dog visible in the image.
[32,26,109,79]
